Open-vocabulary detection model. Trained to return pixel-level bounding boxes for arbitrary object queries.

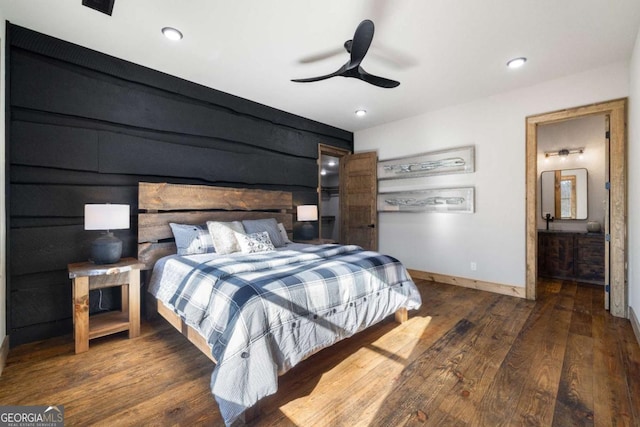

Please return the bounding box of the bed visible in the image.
[138,182,421,425]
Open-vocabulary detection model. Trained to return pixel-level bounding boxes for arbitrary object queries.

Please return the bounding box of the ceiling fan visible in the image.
[292,19,400,89]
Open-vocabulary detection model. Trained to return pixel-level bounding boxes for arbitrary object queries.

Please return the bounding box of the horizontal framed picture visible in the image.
[377,145,475,180]
[377,187,475,213]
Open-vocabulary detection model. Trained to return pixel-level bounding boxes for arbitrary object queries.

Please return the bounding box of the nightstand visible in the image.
[68,257,144,354]
[294,238,338,245]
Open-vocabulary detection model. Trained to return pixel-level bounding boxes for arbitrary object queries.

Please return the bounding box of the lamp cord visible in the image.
[98,289,106,311]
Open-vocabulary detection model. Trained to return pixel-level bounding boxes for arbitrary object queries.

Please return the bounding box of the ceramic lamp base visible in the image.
[90,231,123,264]
[300,222,315,240]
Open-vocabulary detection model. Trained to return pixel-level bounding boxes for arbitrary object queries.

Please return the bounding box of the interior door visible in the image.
[339,151,378,251]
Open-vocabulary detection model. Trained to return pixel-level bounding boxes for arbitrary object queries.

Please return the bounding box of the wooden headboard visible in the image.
[137,182,293,270]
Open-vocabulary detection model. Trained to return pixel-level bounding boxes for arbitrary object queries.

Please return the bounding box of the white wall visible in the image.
[536,115,607,232]
[629,27,640,321]
[355,62,629,288]
[1,16,7,347]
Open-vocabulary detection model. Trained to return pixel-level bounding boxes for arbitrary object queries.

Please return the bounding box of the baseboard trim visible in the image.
[630,306,640,348]
[0,335,9,377]
[407,269,526,299]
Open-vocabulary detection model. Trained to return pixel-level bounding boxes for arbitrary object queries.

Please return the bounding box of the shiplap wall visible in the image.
[6,23,352,346]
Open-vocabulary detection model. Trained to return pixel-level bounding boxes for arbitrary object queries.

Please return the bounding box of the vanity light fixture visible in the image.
[355,109,367,117]
[544,148,584,159]
[506,57,527,69]
[162,27,183,41]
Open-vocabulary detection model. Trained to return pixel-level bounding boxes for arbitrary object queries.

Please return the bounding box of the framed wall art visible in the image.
[377,187,475,213]
[377,145,475,180]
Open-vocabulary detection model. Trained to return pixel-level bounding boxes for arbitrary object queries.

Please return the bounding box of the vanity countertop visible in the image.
[537,229,603,235]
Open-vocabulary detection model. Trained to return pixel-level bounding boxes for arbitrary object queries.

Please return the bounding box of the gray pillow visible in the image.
[169,223,216,255]
[242,218,285,248]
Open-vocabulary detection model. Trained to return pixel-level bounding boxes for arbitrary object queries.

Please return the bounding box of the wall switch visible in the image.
[470,262,477,271]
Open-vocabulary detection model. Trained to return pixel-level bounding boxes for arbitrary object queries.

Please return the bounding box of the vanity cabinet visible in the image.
[537,231,604,285]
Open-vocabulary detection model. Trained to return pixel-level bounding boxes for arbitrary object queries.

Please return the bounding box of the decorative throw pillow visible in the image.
[277,222,292,243]
[206,221,245,255]
[169,223,216,255]
[242,218,285,248]
[236,231,275,254]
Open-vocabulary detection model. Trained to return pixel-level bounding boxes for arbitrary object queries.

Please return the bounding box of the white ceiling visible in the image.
[2,0,640,132]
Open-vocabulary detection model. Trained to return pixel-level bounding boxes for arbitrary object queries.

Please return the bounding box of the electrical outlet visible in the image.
[470,262,477,271]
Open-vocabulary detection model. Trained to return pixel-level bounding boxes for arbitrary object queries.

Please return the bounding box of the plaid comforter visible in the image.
[149,244,421,425]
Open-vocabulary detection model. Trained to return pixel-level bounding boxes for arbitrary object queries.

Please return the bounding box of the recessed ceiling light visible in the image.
[507,57,527,69]
[162,27,183,41]
[355,109,367,117]
[328,160,336,167]
[321,169,327,176]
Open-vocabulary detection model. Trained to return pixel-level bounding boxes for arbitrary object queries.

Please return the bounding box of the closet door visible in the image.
[340,151,378,251]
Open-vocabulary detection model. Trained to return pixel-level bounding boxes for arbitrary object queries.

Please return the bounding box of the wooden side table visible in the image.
[68,257,144,354]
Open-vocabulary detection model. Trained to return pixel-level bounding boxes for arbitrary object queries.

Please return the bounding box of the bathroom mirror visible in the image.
[541,168,588,220]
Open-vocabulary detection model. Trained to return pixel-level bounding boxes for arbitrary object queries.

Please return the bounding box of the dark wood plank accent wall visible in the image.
[6,23,353,346]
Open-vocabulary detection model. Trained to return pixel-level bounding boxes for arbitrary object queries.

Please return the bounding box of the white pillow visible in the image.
[277,222,292,243]
[206,221,245,255]
[236,231,275,254]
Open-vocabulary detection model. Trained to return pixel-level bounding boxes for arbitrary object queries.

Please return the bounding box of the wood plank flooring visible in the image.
[1,278,638,426]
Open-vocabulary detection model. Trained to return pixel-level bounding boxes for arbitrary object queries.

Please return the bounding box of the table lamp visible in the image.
[297,205,318,240]
[84,204,130,264]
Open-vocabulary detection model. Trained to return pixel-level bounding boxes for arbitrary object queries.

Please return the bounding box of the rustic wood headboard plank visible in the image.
[138,182,294,270]
[139,182,292,211]
[139,211,293,243]
[138,242,178,269]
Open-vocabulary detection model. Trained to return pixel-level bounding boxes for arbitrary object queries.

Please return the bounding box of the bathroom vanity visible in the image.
[537,230,604,285]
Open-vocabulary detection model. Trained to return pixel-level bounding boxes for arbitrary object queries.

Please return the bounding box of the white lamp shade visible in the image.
[297,205,318,221]
[84,204,130,230]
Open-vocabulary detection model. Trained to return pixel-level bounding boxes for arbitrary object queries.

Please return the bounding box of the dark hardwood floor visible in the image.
[1,279,638,426]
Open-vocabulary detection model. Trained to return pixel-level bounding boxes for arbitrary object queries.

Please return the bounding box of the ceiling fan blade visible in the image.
[297,47,345,64]
[291,74,337,83]
[357,66,400,88]
[368,43,419,70]
[349,20,374,67]
[291,65,346,83]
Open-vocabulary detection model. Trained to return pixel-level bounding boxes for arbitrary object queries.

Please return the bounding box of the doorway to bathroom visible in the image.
[525,99,627,318]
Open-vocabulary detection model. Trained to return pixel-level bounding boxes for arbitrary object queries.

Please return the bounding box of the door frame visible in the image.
[525,98,627,318]
[317,144,351,241]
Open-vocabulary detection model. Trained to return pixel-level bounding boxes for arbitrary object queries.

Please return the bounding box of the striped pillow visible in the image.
[169,223,215,255]
[277,222,292,243]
